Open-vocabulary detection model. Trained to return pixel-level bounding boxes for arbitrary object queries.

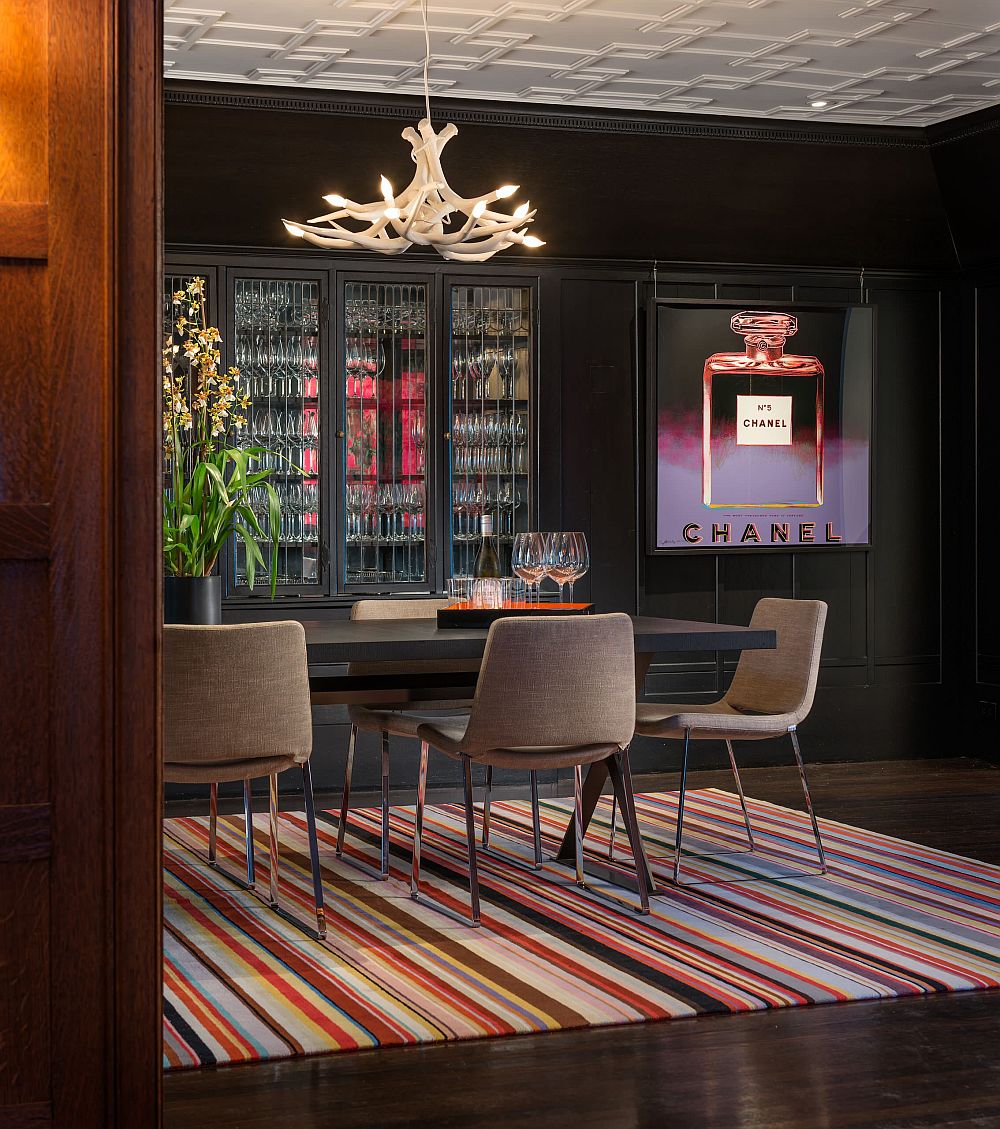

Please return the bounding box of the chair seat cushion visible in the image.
[164,754,300,783]
[348,705,472,739]
[635,700,792,740]
[415,717,620,768]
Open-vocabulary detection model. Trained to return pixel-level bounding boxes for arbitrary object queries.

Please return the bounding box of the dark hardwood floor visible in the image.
[163,757,1000,1129]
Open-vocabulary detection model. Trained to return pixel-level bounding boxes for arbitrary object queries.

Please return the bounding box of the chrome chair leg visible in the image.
[530,770,543,869]
[673,728,691,884]
[410,741,429,900]
[379,729,390,879]
[462,756,482,926]
[725,740,756,851]
[268,773,280,906]
[607,794,618,861]
[482,764,493,848]
[479,767,543,871]
[336,724,357,858]
[789,727,827,873]
[208,782,219,866]
[573,764,586,888]
[242,779,256,889]
[301,761,327,940]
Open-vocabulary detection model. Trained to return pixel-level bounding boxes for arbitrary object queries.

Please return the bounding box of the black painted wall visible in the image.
[164,83,974,797]
[166,83,955,271]
[928,109,1000,758]
[931,109,1000,271]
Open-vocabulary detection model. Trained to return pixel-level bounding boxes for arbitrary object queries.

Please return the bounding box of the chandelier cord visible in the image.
[420,0,432,126]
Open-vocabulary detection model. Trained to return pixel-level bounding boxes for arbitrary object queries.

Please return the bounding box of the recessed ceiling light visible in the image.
[810,100,829,108]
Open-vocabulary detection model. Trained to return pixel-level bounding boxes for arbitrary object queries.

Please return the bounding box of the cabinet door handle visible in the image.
[442,431,451,440]
[335,430,345,439]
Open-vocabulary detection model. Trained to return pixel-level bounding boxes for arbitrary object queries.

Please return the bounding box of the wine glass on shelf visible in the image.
[512,532,547,605]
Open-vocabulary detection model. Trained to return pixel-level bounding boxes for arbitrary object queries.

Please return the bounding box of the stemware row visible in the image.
[345,482,427,543]
[512,531,590,603]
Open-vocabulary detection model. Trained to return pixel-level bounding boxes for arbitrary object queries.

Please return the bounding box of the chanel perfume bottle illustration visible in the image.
[702,311,824,507]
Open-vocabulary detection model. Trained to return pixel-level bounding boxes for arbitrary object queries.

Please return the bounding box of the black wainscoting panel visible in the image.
[719,553,795,629]
[795,551,868,663]
[558,278,638,613]
[717,284,796,303]
[870,284,942,665]
[641,553,717,623]
[975,284,1000,687]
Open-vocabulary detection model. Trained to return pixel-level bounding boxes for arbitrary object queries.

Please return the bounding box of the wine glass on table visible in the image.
[544,532,579,603]
[566,532,589,604]
[512,532,546,605]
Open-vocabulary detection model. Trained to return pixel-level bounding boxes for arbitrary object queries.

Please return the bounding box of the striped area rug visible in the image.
[163,790,1000,1070]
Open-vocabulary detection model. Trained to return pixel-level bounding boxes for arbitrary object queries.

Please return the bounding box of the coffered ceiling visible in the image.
[163,1,1000,127]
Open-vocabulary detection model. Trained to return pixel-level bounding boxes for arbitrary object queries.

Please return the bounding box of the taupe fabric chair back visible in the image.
[460,613,635,754]
[163,621,313,766]
[351,598,452,622]
[725,598,827,725]
[348,598,477,677]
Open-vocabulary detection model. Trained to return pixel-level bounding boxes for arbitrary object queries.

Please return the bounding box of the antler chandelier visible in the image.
[281,0,544,263]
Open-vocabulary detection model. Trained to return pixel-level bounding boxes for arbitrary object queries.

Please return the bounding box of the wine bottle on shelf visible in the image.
[473,513,502,579]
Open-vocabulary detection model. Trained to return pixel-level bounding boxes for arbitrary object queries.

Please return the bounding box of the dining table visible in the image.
[304,614,776,891]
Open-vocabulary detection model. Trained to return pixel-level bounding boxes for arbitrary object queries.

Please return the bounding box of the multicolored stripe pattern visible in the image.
[163,790,1000,1070]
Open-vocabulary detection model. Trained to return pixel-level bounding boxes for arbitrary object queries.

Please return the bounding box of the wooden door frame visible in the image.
[111,0,163,1122]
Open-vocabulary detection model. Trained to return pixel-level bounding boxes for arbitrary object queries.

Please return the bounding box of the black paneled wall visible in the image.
[166,84,955,271]
[164,84,964,794]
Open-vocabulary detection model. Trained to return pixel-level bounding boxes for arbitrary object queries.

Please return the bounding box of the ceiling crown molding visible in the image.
[164,81,930,151]
[926,102,1000,148]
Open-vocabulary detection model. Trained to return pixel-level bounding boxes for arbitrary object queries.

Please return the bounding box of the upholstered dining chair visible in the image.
[615,597,828,886]
[163,621,326,939]
[413,613,652,926]
[338,598,480,880]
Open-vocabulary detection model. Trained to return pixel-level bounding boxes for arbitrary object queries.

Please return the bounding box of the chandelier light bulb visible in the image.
[279,2,542,261]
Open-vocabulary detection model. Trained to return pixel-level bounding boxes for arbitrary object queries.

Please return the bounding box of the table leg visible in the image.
[554,651,654,862]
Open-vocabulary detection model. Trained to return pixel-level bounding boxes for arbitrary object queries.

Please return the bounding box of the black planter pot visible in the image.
[164,575,222,625]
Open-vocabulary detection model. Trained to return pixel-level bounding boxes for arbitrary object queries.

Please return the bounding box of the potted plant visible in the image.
[162,277,280,624]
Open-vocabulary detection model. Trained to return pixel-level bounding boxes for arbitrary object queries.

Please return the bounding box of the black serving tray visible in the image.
[436,601,595,629]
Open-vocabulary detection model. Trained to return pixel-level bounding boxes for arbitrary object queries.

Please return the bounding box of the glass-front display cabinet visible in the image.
[339,280,430,592]
[448,284,532,578]
[229,273,326,596]
[163,255,536,606]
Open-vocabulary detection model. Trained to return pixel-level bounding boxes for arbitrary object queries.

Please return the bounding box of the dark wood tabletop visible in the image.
[303,614,775,667]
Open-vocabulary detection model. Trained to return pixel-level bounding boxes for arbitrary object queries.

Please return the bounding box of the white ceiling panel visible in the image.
[163,1,1000,126]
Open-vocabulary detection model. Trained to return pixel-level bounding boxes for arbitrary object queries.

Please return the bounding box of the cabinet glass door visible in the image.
[449,285,532,577]
[231,276,324,593]
[341,281,429,588]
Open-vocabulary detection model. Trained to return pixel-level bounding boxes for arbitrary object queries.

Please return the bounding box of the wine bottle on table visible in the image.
[473,513,502,578]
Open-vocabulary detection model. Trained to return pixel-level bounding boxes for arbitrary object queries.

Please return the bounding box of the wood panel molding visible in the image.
[0,204,48,261]
[0,504,50,560]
